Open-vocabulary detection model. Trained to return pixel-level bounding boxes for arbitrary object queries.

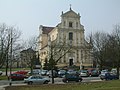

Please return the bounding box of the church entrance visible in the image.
[69,59,73,66]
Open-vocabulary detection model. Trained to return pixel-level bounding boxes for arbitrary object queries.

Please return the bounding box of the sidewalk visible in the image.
[0,84,26,90]
[0,85,8,90]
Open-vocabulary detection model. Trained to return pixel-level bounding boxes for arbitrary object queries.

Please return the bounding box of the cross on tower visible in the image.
[70,4,72,10]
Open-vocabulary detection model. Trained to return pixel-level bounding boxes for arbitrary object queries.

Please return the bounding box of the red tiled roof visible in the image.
[42,26,54,34]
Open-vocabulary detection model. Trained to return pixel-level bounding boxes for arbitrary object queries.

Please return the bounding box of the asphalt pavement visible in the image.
[0,77,102,90]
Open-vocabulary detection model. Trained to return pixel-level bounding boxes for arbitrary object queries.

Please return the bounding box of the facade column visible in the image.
[63,50,66,63]
[74,50,77,64]
[76,50,79,63]
[80,50,83,70]
[74,32,76,46]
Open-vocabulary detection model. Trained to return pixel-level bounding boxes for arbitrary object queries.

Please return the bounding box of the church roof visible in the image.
[61,9,80,18]
[42,26,54,34]
[20,48,36,53]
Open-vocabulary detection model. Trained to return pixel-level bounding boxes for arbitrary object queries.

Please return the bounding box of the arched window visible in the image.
[69,32,73,40]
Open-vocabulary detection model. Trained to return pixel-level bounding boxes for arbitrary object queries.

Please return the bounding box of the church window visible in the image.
[69,32,73,40]
[76,22,78,27]
[64,21,66,26]
[69,22,73,27]
[52,35,54,40]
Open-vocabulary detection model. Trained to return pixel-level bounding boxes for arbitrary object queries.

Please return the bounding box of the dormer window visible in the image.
[69,22,73,28]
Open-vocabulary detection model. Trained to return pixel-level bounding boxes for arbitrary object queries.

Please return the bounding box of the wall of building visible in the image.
[39,9,93,69]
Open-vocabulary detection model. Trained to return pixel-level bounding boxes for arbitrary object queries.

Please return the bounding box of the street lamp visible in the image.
[9,30,13,86]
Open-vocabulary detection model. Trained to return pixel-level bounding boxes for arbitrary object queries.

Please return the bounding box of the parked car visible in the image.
[41,70,48,76]
[100,69,108,74]
[0,71,3,75]
[99,69,108,80]
[47,70,58,78]
[62,73,82,83]
[66,70,77,74]
[24,75,50,85]
[87,68,100,77]
[28,69,41,75]
[14,70,28,75]
[79,70,89,77]
[58,70,66,78]
[8,73,27,81]
[100,72,118,80]
[111,68,117,75]
[88,69,100,77]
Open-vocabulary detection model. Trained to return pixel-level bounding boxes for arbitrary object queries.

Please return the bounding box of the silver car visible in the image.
[24,75,50,85]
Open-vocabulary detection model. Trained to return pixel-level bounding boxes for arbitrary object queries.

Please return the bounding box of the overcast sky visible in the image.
[0,0,120,40]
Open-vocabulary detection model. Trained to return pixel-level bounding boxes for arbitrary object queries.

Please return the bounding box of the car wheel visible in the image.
[28,81,33,85]
[66,80,69,83]
[44,81,49,84]
[77,79,82,82]
[76,80,79,82]
[11,79,14,81]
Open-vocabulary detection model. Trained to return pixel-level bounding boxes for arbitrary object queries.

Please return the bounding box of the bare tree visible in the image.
[0,23,21,75]
[90,32,109,70]
[46,38,71,83]
[90,25,120,75]
[20,36,40,75]
[22,36,38,50]
[111,24,120,78]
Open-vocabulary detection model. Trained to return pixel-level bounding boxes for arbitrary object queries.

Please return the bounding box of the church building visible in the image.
[38,7,93,69]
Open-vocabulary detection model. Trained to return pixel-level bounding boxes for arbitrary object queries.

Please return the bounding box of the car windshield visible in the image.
[81,70,87,73]
[59,70,66,72]
[30,76,43,79]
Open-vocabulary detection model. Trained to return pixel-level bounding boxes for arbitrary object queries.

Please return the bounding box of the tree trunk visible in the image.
[117,65,119,79]
[51,69,54,84]
[5,60,8,76]
[5,53,8,76]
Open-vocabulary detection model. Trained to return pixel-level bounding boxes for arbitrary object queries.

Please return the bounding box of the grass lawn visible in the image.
[0,75,8,80]
[0,68,30,72]
[5,80,120,90]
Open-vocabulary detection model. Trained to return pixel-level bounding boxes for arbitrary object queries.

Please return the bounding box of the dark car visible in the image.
[8,73,27,81]
[62,73,82,83]
[100,72,118,80]
[87,68,100,77]
[90,69,100,77]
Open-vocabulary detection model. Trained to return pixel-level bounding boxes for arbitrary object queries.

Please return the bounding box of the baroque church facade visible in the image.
[38,8,93,69]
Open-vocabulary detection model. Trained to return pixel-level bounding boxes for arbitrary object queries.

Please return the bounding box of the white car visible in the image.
[0,71,3,75]
[41,70,48,76]
[28,69,41,75]
[24,75,50,85]
[79,70,89,77]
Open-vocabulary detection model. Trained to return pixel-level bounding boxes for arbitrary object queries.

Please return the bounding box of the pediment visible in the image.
[61,10,80,18]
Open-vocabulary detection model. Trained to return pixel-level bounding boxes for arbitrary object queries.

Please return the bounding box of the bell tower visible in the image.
[60,7,81,29]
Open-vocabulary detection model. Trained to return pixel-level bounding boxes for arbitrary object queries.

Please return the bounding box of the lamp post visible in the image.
[9,30,12,86]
